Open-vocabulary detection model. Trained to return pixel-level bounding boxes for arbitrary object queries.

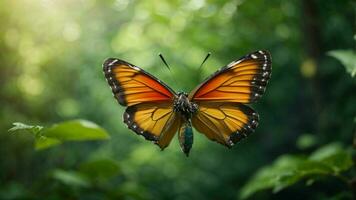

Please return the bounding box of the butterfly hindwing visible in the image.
[192,102,259,147]
[124,102,181,149]
[189,50,272,103]
[103,58,175,106]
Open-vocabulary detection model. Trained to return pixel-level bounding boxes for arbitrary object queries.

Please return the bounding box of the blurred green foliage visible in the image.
[240,143,353,199]
[328,49,356,77]
[0,0,355,199]
[9,120,109,150]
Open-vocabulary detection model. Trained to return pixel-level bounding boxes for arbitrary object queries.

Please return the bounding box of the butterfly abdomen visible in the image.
[178,123,194,157]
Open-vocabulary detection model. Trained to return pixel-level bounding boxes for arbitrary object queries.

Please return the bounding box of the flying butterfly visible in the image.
[103,50,272,156]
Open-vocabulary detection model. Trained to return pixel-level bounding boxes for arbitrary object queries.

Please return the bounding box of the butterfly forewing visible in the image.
[103,58,175,106]
[189,50,272,103]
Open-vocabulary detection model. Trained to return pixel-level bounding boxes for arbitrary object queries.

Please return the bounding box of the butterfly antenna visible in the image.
[158,53,181,89]
[159,53,171,71]
[198,52,211,71]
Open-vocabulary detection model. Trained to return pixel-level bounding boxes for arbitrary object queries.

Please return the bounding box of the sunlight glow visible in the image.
[300,58,317,78]
[18,75,44,97]
[62,22,81,42]
[187,0,205,10]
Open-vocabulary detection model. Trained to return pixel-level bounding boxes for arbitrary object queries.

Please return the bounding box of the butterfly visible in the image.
[103,50,271,156]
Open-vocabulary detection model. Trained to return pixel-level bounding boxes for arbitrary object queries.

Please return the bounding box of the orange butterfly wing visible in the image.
[103,58,180,148]
[124,103,181,149]
[190,50,271,146]
[189,50,271,103]
[192,102,258,147]
[103,58,175,106]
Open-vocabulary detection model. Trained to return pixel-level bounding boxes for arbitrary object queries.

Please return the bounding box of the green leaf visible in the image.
[273,160,333,193]
[9,120,110,150]
[34,136,62,150]
[8,122,43,136]
[79,158,121,181]
[328,50,356,77]
[309,143,353,173]
[240,155,303,199]
[52,169,90,188]
[240,143,353,199]
[44,119,110,141]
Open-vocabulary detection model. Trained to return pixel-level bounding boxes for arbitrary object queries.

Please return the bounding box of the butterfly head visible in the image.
[174,92,198,119]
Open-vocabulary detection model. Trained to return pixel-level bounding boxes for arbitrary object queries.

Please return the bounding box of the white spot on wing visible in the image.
[263,63,267,70]
[132,66,141,71]
[108,59,118,66]
[228,60,242,68]
[251,54,257,59]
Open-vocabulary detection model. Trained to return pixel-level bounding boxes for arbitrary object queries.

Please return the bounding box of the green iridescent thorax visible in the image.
[174,92,198,156]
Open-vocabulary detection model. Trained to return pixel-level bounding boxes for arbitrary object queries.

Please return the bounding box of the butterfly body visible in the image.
[174,92,198,118]
[171,92,197,156]
[103,50,271,156]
